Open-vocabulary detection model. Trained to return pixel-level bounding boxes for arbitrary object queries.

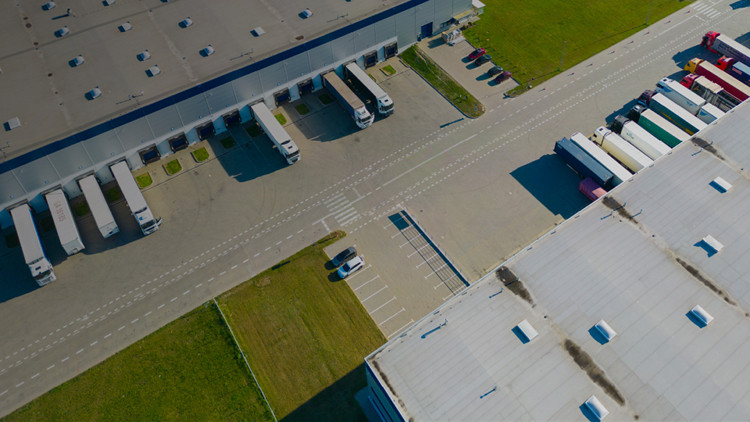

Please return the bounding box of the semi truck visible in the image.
[250,102,300,165]
[322,70,374,129]
[344,62,394,116]
[78,174,119,238]
[45,189,84,255]
[654,77,705,115]
[591,127,653,173]
[681,74,740,111]
[638,92,707,135]
[9,204,56,286]
[696,102,725,124]
[569,132,632,186]
[628,105,689,148]
[110,160,162,236]
[716,57,750,85]
[554,136,614,189]
[684,58,750,102]
[610,115,670,160]
[701,31,750,67]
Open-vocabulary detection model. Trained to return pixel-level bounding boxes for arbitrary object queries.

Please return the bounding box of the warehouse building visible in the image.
[0,0,475,228]
[366,101,750,421]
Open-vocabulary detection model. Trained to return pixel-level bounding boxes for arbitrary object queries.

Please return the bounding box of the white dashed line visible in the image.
[90,341,98,347]
[61,356,69,362]
[76,349,84,355]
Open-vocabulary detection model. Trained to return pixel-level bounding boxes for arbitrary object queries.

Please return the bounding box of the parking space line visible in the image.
[416,255,438,268]
[370,297,397,315]
[378,308,405,326]
[345,265,371,281]
[354,275,380,291]
[361,285,388,303]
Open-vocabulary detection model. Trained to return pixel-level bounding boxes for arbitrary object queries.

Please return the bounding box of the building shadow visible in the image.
[211,132,284,183]
[281,364,369,422]
[510,154,590,219]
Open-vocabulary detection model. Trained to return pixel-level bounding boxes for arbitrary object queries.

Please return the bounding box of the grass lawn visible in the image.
[246,124,263,137]
[6,305,274,422]
[164,159,182,175]
[381,65,396,76]
[275,113,287,125]
[464,0,693,95]
[318,93,334,105]
[217,232,386,421]
[192,147,210,162]
[294,103,310,115]
[135,172,153,188]
[104,187,122,203]
[401,45,484,118]
[72,201,90,217]
[220,136,236,149]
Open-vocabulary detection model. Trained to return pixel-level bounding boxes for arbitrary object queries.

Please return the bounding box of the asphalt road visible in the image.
[1,0,748,415]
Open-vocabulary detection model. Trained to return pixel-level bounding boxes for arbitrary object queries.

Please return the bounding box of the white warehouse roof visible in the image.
[367,101,750,421]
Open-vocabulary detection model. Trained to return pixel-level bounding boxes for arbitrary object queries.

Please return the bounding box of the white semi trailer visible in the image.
[78,174,119,238]
[344,62,394,116]
[45,189,84,255]
[250,102,300,165]
[9,204,56,285]
[592,127,653,173]
[569,132,632,186]
[322,71,374,129]
[110,160,162,236]
[611,115,670,160]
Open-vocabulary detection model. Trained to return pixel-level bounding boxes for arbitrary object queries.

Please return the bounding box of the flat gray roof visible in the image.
[368,101,750,421]
[0,0,405,162]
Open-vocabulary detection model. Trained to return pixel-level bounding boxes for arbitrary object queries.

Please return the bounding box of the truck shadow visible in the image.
[294,106,358,143]
[605,98,639,126]
[212,131,285,183]
[671,45,715,70]
[510,154,590,219]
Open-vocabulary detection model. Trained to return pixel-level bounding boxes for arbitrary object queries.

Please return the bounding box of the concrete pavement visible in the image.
[1,0,749,415]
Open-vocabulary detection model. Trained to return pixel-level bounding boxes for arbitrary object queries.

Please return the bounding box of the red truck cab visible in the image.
[701,31,720,53]
[716,56,734,71]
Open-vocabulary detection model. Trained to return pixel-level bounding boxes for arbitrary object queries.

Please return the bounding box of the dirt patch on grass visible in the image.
[564,339,625,406]
[495,266,534,307]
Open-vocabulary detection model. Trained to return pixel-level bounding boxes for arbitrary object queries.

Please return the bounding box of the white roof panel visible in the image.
[368,101,750,421]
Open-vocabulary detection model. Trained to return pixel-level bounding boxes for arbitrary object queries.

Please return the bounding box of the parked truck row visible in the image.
[7,161,161,285]
[553,30,750,202]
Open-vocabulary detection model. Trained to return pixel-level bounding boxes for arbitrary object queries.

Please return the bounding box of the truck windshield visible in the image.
[287,150,300,160]
[34,269,52,281]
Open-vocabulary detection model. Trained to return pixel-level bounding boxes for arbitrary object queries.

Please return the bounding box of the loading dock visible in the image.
[298,79,314,95]
[364,51,378,68]
[168,133,189,152]
[274,89,290,106]
[195,122,215,140]
[222,110,241,127]
[139,145,161,165]
[385,42,398,59]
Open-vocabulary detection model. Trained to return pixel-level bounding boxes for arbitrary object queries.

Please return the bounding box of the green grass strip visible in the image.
[5,305,274,422]
[192,147,210,163]
[135,172,153,188]
[164,159,182,175]
[217,231,386,421]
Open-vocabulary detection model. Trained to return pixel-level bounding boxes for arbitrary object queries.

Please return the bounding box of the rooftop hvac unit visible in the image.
[137,50,151,61]
[103,0,115,5]
[515,319,538,342]
[179,17,193,28]
[42,2,56,10]
[72,55,85,67]
[690,305,714,326]
[200,45,215,57]
[146,65,161,77]
[593,320,617,342]
[118,21,132,32]
[88,87,102,100]
[55,26,70,37]
[251,27,265,37]
[583,395,609,420]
